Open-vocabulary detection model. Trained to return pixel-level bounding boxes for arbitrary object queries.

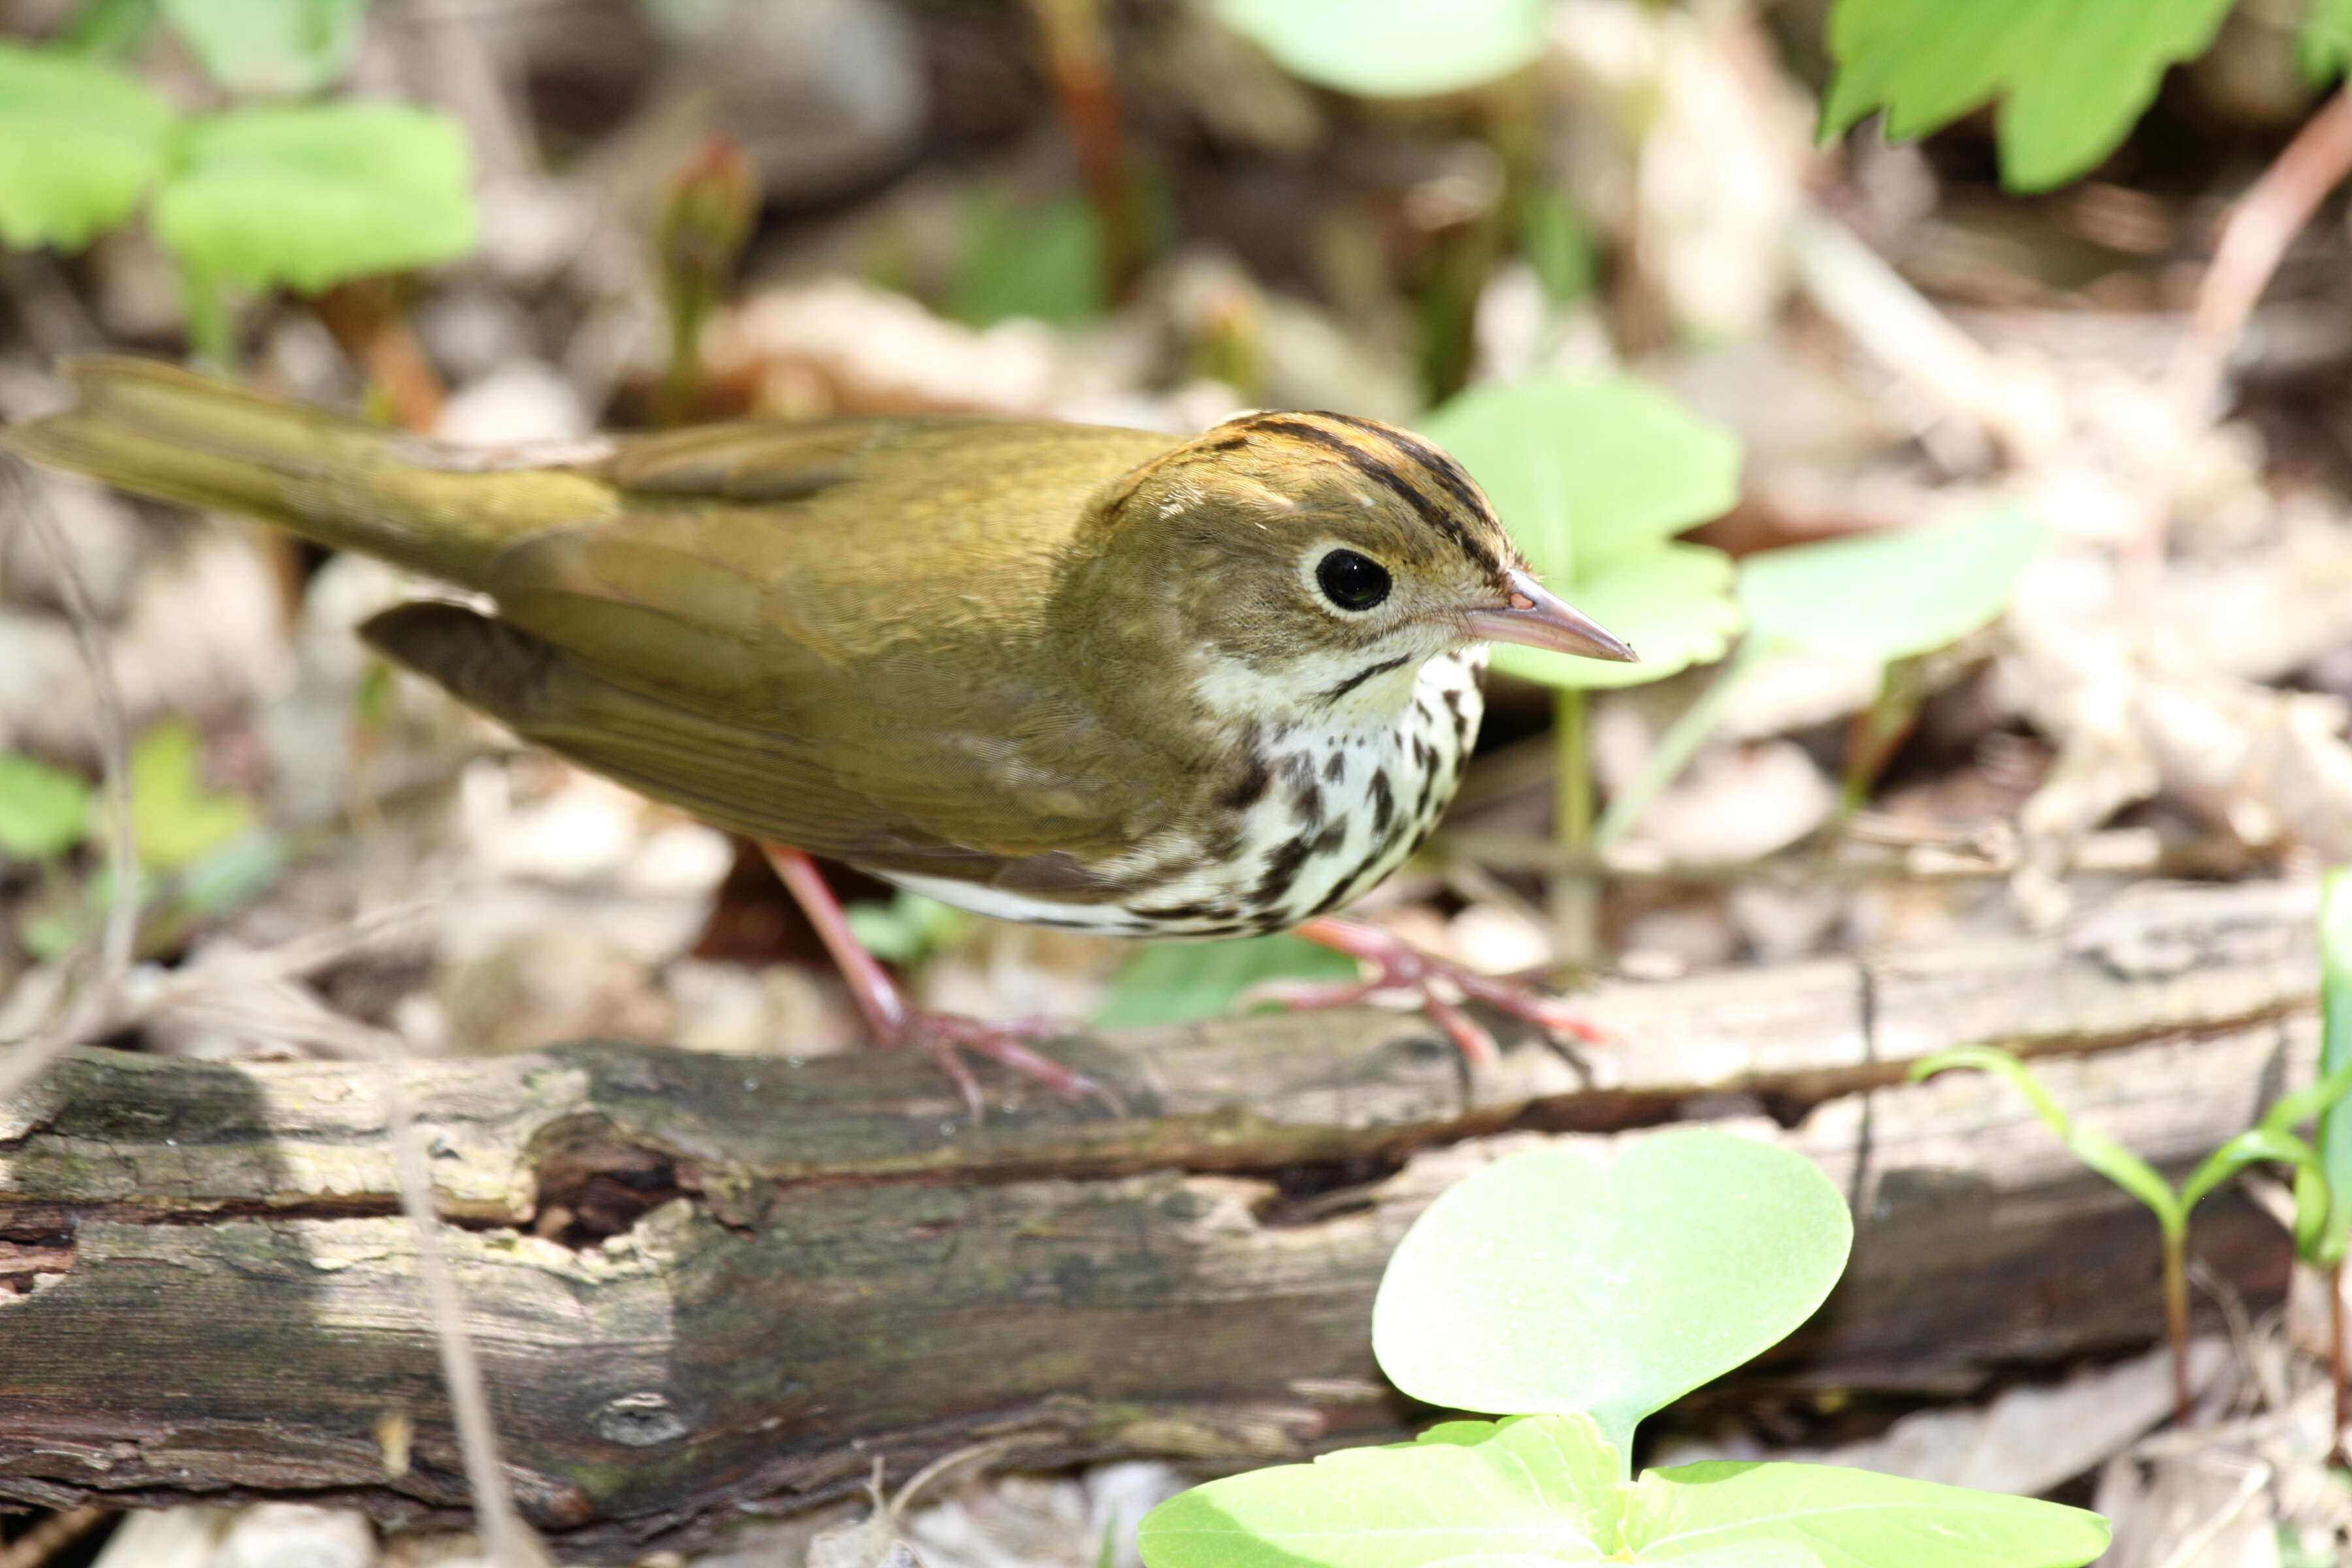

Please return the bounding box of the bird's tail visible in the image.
[4,355,617,586]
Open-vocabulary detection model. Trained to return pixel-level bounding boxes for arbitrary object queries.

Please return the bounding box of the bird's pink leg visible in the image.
[761,844,1108,1115]
[1288,915,1610,1067]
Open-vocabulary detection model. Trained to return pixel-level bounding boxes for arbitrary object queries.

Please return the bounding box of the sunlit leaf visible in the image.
[1821,0,2233,191]
[153,102,476,293]
[1737,506,2044,663]
[1629,1460,2110,1567]
[0,753,91,860]
[1138,1413,1626,1568]
[1095,933,1357,1028]
[159,0,366,96]
[2305,0,2352,80]
[1913,1045,2183,1237]
[0,44,174,251]
[1215,0,1546,98]
[128,719,253,874]
[1371,1132,1851,1455]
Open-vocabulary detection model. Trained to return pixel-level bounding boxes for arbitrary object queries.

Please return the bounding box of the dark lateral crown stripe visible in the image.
[1246,413,1505,577]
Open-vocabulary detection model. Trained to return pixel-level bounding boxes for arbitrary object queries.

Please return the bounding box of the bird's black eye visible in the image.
[1316,549,1392,612]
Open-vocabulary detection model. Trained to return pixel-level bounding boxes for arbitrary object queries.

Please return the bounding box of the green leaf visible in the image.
[159,0,366,96]
[1095,934,1358,1028]
[1912,1046,2184,1237]
[1137,1413,1627,1568]
[1215,0,1546,98]
[1491,542,1741,693]
[1420,377,1743,690]
[1371,1132,1852,1453]
[2319,868,2352,1263]
[128,719,253,874]
[0,44,175,251]
[2180,1126,2319,1217]
[843,890,972,966]
[2304,0,2352,81]
[1737,506,2044,664]
[1424,378,1742,582]
[0,753,92,860]
[153,102,476,293]
[949,188,1103,329]
[1627,1460,2110,1567]
[1821,0,2234,192]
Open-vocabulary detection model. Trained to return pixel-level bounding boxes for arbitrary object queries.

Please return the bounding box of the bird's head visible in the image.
[1062,409,1635,728]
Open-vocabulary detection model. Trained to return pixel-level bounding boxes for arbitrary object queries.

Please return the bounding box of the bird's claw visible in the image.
[881,1009,1124,1122]
[1284,916,1610,1068]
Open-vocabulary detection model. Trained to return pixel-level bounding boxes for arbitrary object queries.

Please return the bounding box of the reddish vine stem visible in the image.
[1026,0,1143,304]
[2166,86,2352,425]
[2332,1258,2348,1467]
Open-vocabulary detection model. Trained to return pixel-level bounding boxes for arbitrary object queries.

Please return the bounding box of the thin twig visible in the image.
[384,1064,551,1568]
[1025,0,1141,303]
[0,463,140,1106]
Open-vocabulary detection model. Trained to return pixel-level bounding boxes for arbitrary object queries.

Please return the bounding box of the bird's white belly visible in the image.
[879,648,1485,938]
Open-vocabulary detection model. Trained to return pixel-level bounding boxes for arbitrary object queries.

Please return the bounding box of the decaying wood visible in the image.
[0,879,2324,1558]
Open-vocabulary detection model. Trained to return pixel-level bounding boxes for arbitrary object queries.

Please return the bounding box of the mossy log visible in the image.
[0,879,2321,1559]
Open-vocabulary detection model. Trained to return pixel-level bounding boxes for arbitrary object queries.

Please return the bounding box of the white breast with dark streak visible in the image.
[884,647,1486,938]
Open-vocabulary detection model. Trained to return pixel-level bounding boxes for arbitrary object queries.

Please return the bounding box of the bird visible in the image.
[7,356,1635,1110]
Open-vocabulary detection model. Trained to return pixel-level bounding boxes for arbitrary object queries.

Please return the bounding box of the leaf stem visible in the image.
[1837,656,1925,819]
[2161,1224,2191,1428]
[1026,0,1141,304]
[2333,1258,2348,1466]
[1593,638,1766,852]
[176,259,236,372]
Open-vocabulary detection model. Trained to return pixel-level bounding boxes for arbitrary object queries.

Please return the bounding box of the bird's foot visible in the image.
[760,843,1115,1119]
[877,1008,1119,1121]
[1278,915,1609,1067]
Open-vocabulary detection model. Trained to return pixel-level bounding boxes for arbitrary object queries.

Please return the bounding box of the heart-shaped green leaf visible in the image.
[1490,541,1740,693]
[1420,377,1742,689]
[1373,1132,1851,1453]
[0,44,175,252]
[1628,1460,2110,1567]
[1139,1413,1627,1567]
[1737,506,2044,664]
[1215,0,1546,98]
[154,102,476,293]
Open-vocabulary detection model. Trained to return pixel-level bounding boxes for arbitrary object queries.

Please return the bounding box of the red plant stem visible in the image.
[2333,1258,2349,1466]
[2166,86,2352,427]
[1026,0,1141,304]
[2163,1233,2192,1427]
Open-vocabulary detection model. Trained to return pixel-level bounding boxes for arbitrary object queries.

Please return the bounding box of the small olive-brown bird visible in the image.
[9,357,1633,1105]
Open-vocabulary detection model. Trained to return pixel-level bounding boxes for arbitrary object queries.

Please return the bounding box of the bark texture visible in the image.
[0,879,2321,1558]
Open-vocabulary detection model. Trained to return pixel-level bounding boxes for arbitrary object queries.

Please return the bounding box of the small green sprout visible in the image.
[1138,1129,2110,1568]
[1911,1041,2352,1428]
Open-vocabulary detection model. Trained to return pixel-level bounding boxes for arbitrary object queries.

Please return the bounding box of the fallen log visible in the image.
[0,879,2322,1558]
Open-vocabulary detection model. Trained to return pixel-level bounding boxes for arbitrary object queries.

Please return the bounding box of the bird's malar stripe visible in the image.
[1320,653,1411,705]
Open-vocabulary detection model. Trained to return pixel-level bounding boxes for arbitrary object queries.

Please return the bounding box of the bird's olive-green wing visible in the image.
[442,416,1183,872]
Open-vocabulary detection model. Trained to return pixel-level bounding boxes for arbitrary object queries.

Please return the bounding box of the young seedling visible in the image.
[1592,505,2045,851]
[1138,1128,2110,1567]
[1421,376,1744,955]
[653,135,759,427]
[0,41,476,367]
[1910,1043,2352,1429]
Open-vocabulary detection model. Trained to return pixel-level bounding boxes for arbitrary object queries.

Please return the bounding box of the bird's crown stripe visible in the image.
[1239,413,1504,576]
